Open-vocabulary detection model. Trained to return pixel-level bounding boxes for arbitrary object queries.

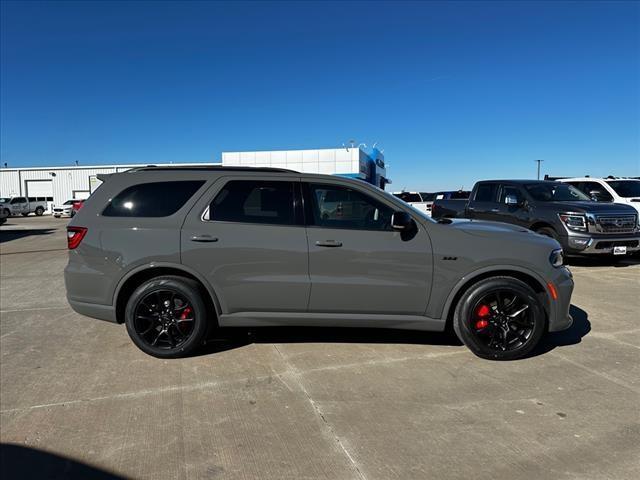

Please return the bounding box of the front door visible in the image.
[304,181,432,315]
[181,178,310,313]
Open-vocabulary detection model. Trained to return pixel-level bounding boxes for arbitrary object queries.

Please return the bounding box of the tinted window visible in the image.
[28,197,36,202]
[103,181,204,217]
[46,197,53,201]
[10,197,26,204]
[450,190,470,200]
[474,184,498,202]
[209,180,295,225]
[606,180,640,198]
[525,183,590,202]
[308,183,393,231]
[420,192,435,201]
[501,186,523,202]
[582,182,613,201]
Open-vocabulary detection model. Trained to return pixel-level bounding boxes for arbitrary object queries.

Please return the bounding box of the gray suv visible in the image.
[65,166,574,360]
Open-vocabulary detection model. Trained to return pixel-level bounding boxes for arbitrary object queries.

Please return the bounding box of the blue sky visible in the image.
[1,1,638,191]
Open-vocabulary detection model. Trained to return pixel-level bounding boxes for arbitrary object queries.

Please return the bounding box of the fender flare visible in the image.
[112,262,225,317]
[440,264,551,321]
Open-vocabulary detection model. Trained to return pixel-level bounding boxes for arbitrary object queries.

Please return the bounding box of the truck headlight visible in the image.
[558,213,587,232]
[549,248,564,268]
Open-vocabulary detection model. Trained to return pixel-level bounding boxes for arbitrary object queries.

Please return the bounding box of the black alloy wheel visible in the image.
[125,275,210,358]
[454,276,546,360]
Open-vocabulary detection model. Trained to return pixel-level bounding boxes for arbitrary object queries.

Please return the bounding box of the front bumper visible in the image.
[548,266,574,332]
[565,233,640,255]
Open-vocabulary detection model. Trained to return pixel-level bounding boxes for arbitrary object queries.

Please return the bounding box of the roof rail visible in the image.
[125,165,298,173]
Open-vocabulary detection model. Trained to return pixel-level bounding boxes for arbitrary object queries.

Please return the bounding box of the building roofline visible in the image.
[0,162,221,173]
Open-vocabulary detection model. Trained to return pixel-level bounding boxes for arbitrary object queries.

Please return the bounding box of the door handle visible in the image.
[315,240,342,248]
[190,235,218,243]
[490,208,500,213]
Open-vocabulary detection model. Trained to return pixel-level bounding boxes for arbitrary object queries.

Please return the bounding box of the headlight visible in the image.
[549,248,564,268]
[558,213,587,232]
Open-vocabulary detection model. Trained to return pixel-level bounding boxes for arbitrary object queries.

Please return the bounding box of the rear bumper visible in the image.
[67,298,118,323]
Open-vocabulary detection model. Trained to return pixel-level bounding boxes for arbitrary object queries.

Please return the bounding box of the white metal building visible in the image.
[0,163,219,211]
[222,147,391,189]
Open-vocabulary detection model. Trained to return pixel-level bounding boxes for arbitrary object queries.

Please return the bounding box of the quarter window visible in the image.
[208,180,296,225]
[308,183,393,231]
[102,181,204,217]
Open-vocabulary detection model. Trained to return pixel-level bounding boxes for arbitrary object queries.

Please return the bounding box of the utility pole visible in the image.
[534,159,544,180]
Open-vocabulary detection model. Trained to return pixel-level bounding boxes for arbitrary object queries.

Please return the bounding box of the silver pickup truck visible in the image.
[0,196,49,217]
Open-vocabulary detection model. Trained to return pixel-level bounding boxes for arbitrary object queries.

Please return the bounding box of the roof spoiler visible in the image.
[96,173,112,182]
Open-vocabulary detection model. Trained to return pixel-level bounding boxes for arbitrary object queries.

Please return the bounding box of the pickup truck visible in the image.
[0,196,49,217]
[557,177,640,216]
[392,191,435,215]
[432,180,640,256]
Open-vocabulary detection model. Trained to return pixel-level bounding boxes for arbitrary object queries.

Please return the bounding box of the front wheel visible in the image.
[35,207,44,216]
[125,276,210,358]
[453,276,546,360]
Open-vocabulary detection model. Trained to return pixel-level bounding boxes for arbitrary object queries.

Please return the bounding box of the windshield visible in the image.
[606,180,640,198]
[375,187,436,222]
[525,183,591,202]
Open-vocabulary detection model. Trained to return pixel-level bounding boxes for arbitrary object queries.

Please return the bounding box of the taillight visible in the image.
[67,227,87,249]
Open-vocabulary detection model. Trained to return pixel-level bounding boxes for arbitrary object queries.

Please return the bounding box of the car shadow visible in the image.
[0,443,124,479]
[199,306,590,360]
[0,228,56,244]
[528,304,591,357]
[200,325,463,355]
[566,255,640,268]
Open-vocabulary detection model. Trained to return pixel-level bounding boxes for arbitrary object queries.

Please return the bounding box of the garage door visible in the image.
[26,180,53,197]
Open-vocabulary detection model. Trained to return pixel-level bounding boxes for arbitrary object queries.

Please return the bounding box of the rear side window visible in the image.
[474,184,498,202]
[103,181,204,217]
[208,180,296,225]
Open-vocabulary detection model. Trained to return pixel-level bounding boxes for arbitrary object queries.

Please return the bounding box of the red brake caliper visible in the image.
[179,307,192,331]
[475,304,490,330]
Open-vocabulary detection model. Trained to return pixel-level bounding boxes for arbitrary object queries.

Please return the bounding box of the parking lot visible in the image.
[1,215,639,479]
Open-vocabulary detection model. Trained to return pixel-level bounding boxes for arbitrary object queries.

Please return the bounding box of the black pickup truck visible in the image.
[431,180,640,256]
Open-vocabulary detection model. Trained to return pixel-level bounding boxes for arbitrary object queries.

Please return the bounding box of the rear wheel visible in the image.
[125,276,210,358]
[35,207,44,216]
[453,276,546,360]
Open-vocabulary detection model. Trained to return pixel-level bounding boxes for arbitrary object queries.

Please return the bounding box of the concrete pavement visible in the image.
[1,216,638,479]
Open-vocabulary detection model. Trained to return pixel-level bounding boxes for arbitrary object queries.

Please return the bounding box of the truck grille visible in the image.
[595,215,638,234]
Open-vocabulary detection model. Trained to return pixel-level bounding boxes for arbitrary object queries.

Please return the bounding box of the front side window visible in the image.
[10,197,26,204]
[606,180,640,198]
[474,184,498,202]
[103,181,204,217]
[525,183,590,202]
[308,183,393,231]
[501,186,523,202]
[208,180,296,225]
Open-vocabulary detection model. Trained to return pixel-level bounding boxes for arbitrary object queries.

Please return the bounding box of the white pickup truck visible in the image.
[392,191,435,216]
[558,177,640,215]
[0,196,49,217]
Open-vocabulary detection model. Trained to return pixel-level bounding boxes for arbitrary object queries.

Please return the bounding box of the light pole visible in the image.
[534,159,544,180]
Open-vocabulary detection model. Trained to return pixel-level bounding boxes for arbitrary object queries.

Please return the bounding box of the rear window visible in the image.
[102,181,204,217]
[474,184,498,202]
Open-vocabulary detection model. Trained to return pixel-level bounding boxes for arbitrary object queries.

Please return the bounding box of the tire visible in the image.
[453,276,546,360]
[35,207,44,216]
[3,209,10,217]
[535,226,559,242]
[124,275,210,358]
[21,213,29,217]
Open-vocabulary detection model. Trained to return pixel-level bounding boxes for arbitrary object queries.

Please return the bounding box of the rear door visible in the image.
[468,183,500,221]
[303,180,432,315]
[181,177,310,314]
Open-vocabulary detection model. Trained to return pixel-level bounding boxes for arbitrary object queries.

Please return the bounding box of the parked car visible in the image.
[557,177,640,215]
[53,200,77,218]
[432,180,640,256]
[66,166,574,361]
[392,191,435,215]
[0,196,48,217]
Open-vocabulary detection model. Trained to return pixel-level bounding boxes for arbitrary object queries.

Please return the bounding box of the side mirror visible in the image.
[505,194,519,205]
[391,211,414,230]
